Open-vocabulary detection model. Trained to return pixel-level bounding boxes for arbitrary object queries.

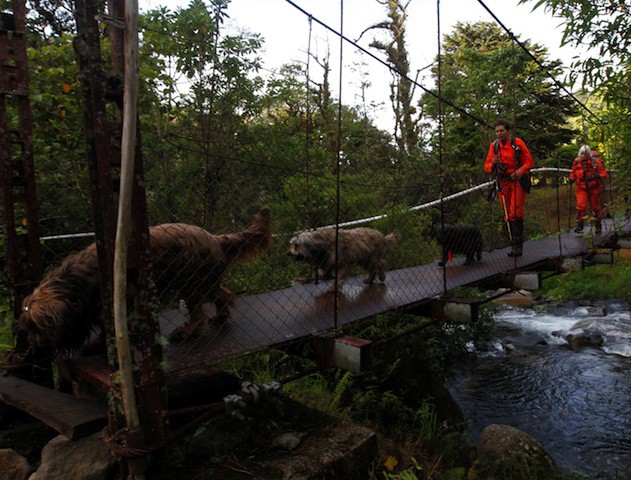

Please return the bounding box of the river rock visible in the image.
[566,332,604,350]
[492,289,535,307]
[585,306,607,316]
[0,449,30,480]
[28,434,115,480]
[474,424,560,480]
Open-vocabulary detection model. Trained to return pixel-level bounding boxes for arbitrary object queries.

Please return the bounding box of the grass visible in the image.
[542,254,631,301]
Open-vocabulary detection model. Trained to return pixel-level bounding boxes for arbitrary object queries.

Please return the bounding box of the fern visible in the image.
[416,400,439,442]
[441,466,465,480]
[332,371,354,406]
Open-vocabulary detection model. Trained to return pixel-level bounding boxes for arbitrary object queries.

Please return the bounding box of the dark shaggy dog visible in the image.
[287,227,401,292]
[433,223,483,266]
[18,206,273,353]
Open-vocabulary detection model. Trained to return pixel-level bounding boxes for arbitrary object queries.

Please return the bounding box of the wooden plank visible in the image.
[0,375,107,440]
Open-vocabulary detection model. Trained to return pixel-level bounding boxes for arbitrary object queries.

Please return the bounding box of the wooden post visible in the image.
[112,0,144,477]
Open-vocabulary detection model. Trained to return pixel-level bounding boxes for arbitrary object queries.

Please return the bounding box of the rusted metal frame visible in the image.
[0,95,20,306]
[73,2,124,474]
[73,0,118,335]
[0,4,43,319]
[72,0,166,469]
[12,0,42,287]
[0,3,49,386]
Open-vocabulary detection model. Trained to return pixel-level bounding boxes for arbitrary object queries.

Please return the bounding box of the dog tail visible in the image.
[219,205,273,263]
[385,231,401,251]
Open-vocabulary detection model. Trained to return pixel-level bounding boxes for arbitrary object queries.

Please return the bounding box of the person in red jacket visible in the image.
[569,144,608,233]
[485,119,535,257]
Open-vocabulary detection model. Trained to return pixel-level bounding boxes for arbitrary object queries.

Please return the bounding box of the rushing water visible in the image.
[447,300,631,479]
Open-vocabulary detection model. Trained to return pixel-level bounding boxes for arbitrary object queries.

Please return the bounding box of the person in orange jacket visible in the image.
[485,119,535,257]
[569,144,608,233]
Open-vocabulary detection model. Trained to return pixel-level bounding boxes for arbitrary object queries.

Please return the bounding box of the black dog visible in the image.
[432,223,483,266]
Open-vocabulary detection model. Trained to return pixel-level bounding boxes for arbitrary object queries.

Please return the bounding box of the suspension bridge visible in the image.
[1,3,628,479]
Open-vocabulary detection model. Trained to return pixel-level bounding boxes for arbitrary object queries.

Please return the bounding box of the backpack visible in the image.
[493,137,530,193]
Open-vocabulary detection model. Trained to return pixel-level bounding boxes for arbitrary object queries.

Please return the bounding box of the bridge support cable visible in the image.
[304,15,314,230]
[437,0,447,295]
[557,156,563,256]
[283,0,492,130]
[475,0,601,124]
[333,0,345,329]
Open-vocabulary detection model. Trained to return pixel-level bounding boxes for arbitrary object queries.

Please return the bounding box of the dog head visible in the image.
[287,231,329,266]
[17,283,97,355]
[17,289,68,354]
[385,231,402,250]
[287,233,312,262]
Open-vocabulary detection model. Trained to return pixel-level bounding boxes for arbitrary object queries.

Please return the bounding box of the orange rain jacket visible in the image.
[484,137,534,178]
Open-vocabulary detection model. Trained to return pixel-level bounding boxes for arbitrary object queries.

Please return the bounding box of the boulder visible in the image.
[152,395,378,479]
[28,434,115,480]
[585,306,607,316]
[492,289,535,307]
[0,449,30,480]
[474,424,560,480]
[566,332,604,350]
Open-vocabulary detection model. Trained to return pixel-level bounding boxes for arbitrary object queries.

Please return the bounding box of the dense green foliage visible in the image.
[420,21,578,188]
[523,0,630,191]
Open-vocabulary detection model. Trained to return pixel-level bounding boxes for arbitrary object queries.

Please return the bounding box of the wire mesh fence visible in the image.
[14,160,623,376]
[3,0,629,406]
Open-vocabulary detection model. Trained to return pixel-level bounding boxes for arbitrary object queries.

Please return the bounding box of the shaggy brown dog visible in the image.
[287,227,400,292]
[18,206,272,353]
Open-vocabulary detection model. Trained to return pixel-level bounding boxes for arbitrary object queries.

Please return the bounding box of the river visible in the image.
[447,299,631,479]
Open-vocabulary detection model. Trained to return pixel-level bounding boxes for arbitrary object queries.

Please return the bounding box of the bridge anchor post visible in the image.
[512,272,542,290]
[312,334,373,374]
[417,298,480,324]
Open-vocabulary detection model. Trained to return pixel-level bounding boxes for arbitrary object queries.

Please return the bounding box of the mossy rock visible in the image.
[472,424,561,480]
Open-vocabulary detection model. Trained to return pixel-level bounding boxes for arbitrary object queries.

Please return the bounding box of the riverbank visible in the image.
[542,252,631,302]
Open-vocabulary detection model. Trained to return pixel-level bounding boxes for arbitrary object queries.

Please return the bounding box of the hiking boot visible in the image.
[594,221,602,233]
[507,219,524,257]
[574,222,584,233]
[508,243,523,257]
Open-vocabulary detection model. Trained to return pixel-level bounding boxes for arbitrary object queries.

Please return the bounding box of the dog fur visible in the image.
[287,227,400,291]
[17,206,273,353]
[433,223,483,266]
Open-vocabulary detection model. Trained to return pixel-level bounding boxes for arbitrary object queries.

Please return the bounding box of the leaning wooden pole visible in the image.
[113,0,143,477]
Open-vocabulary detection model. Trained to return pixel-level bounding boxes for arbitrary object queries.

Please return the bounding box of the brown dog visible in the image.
[287,227,400,292]
[18,206,272,353]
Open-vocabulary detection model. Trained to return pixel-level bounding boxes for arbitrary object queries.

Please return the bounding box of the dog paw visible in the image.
[325,285,339,294]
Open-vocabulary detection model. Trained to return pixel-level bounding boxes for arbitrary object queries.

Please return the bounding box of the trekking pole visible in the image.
[493,164,512,242]
[567,181,572,232]
[584,172,595,230]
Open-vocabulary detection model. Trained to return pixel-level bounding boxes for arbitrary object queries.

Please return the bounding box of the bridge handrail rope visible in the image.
[39,167,618,241]
[287,167,580,232]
